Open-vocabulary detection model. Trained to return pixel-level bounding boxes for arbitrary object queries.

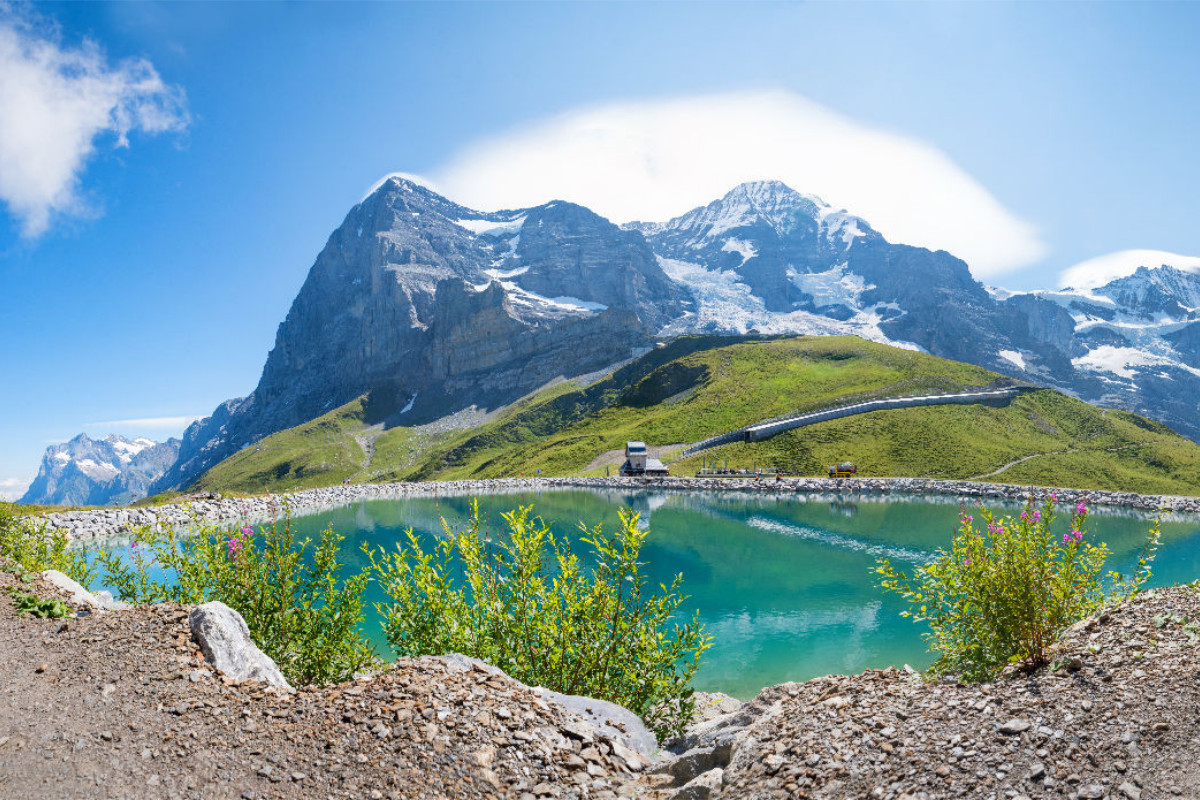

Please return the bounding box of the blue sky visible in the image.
[2,1,1199,497]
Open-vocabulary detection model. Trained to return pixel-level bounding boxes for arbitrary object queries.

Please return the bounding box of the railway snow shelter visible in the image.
[619,441,669,477]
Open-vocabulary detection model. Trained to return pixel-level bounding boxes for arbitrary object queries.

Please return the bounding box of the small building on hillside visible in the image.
[619,441,670,477]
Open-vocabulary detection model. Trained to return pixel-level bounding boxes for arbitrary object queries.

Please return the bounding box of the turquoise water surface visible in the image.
[96,489,1200,699]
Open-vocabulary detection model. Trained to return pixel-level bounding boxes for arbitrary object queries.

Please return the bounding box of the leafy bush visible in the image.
[878,496,1159,681]
[367,503,711,739]
[96,515,375,685]
[7,588,74,619]
[0,502,96,585]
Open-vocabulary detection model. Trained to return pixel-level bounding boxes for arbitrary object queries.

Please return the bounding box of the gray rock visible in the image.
[534,686,658,757]
[669,693,784,755]
[188,602,291,689]
[668,767,724,800]
[435,653,507,678]
[998,718,1032,735]
[653,744,733,786]
[429,653,657,757]
[1119,783,1141,800]
[40,570,130,611]
[690,692,744,724]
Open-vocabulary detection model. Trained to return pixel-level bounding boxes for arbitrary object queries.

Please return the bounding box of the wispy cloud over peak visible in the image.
[430,90,1046,278]
[1057,249,1200,290]
[84,415,202,431]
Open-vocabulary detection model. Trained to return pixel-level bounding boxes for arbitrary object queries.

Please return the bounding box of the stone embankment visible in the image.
[31,476,1200,542]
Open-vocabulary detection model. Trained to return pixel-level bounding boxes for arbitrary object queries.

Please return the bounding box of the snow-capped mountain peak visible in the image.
[20,433,181,506]
[627,180,877,263]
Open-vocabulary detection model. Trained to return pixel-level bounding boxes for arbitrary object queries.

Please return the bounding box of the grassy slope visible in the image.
[196,335,1200,496]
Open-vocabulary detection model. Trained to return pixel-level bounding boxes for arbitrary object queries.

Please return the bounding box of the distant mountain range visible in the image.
[20,434,180,506]
[25,177,1200,505]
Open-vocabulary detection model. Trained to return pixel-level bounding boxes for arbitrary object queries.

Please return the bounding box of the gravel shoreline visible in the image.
[29,476,1200,543]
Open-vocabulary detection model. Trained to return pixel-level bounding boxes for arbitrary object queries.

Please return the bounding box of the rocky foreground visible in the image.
[5,564,1200,800]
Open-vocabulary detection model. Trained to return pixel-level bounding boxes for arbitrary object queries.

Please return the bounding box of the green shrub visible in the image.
[0,502,96,586]
[7,588,74,619]
[877,495,1159,681]
[366,503,711,739]
[96,515,375,685]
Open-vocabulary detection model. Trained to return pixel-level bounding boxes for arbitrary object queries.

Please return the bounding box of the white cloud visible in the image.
[423,90,1045,278]
[1057,249,1200,290]
[0,9,189,236]
[85,415,202,430]
[0,476,31,502]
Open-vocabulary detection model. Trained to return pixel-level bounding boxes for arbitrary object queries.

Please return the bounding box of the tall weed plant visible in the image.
[0,502,96,585]
[96,515,375,685]
[878,495,1159,681]
[367,503,711,739]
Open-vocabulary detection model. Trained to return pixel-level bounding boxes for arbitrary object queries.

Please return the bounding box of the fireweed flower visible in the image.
[1050,493,1058,502]
[1077,502,1088,515]
[226,536,244,558]
[241,525,253,536]
[1033,510,1041,523]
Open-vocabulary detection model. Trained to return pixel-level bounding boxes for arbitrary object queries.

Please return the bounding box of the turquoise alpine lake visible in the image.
[94,489,1199,699]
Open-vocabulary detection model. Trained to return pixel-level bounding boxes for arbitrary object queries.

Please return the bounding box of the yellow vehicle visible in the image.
[828,462,857,478]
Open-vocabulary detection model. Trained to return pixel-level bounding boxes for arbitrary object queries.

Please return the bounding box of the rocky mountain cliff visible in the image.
[149,178,1200,495]
[20,434,180,506]
[151,178,687,493]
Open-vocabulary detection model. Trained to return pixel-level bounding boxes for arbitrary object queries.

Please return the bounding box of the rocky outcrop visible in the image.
[188,601,291,689]
[39,569,129,611]
[434,653,657,762]
[640,586,1200,798]
[514,201,688,330]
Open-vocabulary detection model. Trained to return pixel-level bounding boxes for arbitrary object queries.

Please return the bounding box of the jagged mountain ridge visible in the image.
[149,178,1200,496]
[151,178,689,494]
[20,434,180,506]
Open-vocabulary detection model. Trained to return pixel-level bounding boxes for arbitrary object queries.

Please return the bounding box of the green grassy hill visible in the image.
[194,335,1200,496]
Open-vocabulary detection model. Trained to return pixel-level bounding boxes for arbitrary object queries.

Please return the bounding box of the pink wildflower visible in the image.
[226,536,244,559]
[240,525,253,536]
[1033,510,1041,522]
[1077,502,1088,515]
[1050,492,1058,502]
